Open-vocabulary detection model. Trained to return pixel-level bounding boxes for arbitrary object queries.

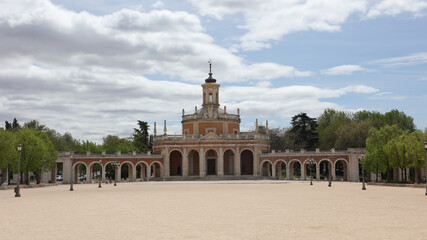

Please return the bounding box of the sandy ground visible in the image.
[1,181,427,240]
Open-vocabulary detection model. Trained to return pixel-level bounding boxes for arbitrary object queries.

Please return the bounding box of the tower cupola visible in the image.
[202,61,220,108]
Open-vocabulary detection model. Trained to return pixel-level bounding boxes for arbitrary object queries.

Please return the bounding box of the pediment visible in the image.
[200,132,221,140]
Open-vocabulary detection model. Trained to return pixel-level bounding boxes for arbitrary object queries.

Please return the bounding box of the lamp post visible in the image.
[328,158,332,187]
[308,159,315,185]
[114,160,118,186]
[15,144,22,197]
[424,141,427,196]
[70,155,74,191]
[98,159,102,188]
[361,152,366,190]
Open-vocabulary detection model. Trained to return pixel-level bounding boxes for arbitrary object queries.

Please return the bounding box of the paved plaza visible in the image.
[1,181,426,240]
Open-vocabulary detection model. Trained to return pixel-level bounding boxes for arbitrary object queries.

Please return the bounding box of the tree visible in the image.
[103,135,133,153]
[11,128,57,184]
[268,127,286,151]
[384,134,408,182]
[317,109,351,149]
[384,109,415,132]
[404,130,425,183]
[290,113,318,149]
[5,118,20,131]
[335,121,371,149]
[364,125,404,182]
[0,130,16,171]
[133,120,151,153]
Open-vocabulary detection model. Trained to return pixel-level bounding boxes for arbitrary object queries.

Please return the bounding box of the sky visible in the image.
[1,0,427,143]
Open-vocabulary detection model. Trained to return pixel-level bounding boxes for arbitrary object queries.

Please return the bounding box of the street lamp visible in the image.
[307,159,315,185]
[98,159,102,188]
[328,158,332,187]
[361,152,366,190]
[14,144,22,197]
[114,160,119,186]
[70,155,74,191]
[424,141,427,196]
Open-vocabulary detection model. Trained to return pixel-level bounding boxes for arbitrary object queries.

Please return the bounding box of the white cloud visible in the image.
[366,0,427,18]
[321,65,365,75]
[368,92,406,100]
[368,52,427,67]
[151,1,165,9]
[0,0,312,84]
[220,84,378,119]
[189,0,427,51]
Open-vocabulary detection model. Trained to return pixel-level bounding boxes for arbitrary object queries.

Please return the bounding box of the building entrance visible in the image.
[207,159,216,175]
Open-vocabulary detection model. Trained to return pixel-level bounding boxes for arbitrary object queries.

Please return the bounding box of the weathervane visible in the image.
[208,58,212,74]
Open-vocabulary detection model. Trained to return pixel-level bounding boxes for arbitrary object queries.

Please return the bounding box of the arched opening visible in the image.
[205,149,217,175]
[136,163,147,181]
[240,150,253,175]
[119,162,134,182]
[275,161,286,179]
[319,160,332,180]
[151,162,162,178]
[223,149,234,175]
[90,162,102,183]
[72,163,87,183]
[170,150,183,176]
[304,161,316,181]
[335,160,348,181]
[105,162,115,182]
[261,161,272,176]
[289,160,301,180]
[188,150,200,176]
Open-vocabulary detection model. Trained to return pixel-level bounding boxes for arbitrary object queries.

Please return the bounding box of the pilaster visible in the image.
[200,147,206,176]
[234,146,240,176]
[218,147,224,176]
[183,148,189,177]
[164,147,170,177]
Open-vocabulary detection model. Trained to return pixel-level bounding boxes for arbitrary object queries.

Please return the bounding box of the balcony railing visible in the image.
[153,132,269,142]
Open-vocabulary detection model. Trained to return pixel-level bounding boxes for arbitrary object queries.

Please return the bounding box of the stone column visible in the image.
[146,164,150,181]
[331,161,336,181]
[118,164,122,182]
[183,148,189,177]
[316,163,320,180]
[218,147,224,176]
[286,162,290,180]
[272,162,276,178]
[253,146,260,176]
[301,162,306,180]
[87,164,92,183]
[101,164,106,183]
[164,147,170,177]
[200,147,206,177]
[132,164,136,182]
[234,146,241,176]
[63,158,72,184]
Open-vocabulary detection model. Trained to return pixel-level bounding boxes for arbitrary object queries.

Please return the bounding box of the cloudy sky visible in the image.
[1,0,427,143]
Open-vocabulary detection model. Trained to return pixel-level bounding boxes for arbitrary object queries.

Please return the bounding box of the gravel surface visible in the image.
[1,181,426,240]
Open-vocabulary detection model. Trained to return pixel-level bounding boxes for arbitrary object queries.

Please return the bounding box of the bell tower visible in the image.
[202,61,220,108]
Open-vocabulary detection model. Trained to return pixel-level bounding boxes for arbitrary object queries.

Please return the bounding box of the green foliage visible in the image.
[384,109,415,132]
[364,125,404,182]
[0,130,17,169]
[5,118,20,131]
[132,120,151,153]
[102,135,133,153]
[317,108,416,150]
[289,113,318,149]
[335,121,371,149]
[8,128,58,184]
[76,140,103,153]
